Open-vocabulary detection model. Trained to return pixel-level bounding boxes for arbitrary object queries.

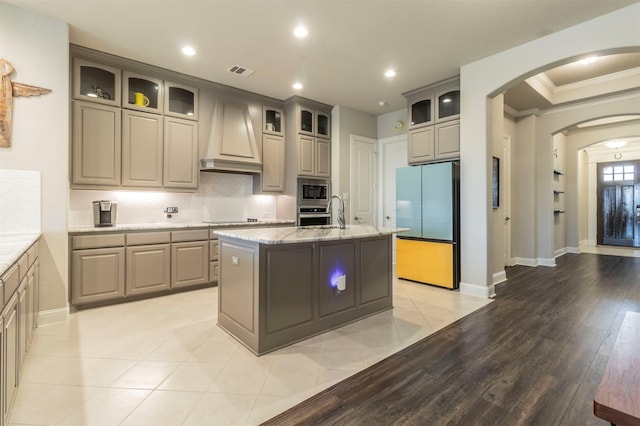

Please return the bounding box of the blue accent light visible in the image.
[329,268,344,288]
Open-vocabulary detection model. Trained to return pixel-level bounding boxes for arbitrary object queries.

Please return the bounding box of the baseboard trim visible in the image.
[537,257,556,267]
[460,281,495,299]
[567,246,580,254]
[554,248,567,258]
[37,307,68,326]
[514,257,537,267]
[493,270,507,286]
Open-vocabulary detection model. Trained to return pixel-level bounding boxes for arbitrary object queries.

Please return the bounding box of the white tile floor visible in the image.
[12,278,491,426]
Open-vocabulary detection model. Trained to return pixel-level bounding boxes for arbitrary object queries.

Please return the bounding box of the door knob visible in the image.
[386,216,391,220]
[505,216,511,221]
[354,216,360,220]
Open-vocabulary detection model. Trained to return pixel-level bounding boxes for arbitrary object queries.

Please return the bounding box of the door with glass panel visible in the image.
[597,161,640,247]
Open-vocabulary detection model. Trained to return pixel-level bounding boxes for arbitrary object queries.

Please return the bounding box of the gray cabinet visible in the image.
[70,234,126,306]
[164,117,198,189]
[73,58,121,106]
[408,126,434,164]
[171,230,209,288]
[72,101,122,186]
[126,232,171,296]
[122,71,163,115]
[3,294,18,424]
[122,110,163,188]
[164,81,198,120]
[0,241,39,423]
[256,134,285,192]
[403,77,460,165]
[254,105,286,193]
[209,236,219,284]
[71,52,199,191]
[286,98,332,179]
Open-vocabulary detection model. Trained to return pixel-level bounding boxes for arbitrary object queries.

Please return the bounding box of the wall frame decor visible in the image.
[492,156,499,209]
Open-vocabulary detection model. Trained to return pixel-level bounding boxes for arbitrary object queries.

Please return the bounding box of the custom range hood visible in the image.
[200,98,262,174]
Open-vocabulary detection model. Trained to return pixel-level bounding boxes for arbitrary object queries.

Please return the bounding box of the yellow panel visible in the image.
[396,239,453,288]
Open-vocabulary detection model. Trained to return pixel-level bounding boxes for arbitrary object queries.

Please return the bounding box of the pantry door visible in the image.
[350,135,377,225]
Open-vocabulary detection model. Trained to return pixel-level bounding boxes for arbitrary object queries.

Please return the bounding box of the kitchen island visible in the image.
[214,225,404,355]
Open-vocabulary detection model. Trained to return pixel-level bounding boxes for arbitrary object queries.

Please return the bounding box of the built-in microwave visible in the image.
[298,179,329,205]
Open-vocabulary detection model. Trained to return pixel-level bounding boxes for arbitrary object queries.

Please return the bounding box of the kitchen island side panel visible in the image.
[360,237,392,304]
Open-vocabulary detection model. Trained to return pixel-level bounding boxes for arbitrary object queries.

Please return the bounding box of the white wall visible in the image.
[68,173,277,226]
[0,3,69,318]
[460,3,640,297]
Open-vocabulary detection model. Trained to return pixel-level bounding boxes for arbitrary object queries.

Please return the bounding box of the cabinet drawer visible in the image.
[172,229,209,242]
[127,231,171,246]
[209,240,219,261]
[1,263,19,306]
[72,234,126,249]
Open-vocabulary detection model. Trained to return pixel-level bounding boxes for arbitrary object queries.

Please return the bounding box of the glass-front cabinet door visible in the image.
[436,89,460,122]
[164,81,198,120]
[409,95,434,128]
[263,106,284,135]
[299,107,314,135]
[316,112,330,138]
[122,71,163,114]
[73,58,121,106]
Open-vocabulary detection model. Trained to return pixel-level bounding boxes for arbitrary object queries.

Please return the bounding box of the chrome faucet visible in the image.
[327,195,346,229]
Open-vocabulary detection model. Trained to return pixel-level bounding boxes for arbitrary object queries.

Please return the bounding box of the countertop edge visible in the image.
[68,220,296,234]
[214,226,408,244]
[0,232,42,277]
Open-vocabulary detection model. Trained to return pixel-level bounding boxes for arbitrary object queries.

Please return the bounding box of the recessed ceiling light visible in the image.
[293,82,303,90]
[384,69,396,78]
[181,46,196,56]
[293,24,308,38]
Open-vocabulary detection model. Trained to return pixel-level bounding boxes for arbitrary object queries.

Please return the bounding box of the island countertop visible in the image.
[214,225,408,244]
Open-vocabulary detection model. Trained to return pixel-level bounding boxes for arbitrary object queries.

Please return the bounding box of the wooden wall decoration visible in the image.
[1,59,52,148]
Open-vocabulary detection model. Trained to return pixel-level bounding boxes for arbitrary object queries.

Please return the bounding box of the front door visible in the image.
[597,161,640,247]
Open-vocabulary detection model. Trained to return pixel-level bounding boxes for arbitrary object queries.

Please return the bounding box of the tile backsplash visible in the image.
[69,172,277,226]
[0,169,41,233]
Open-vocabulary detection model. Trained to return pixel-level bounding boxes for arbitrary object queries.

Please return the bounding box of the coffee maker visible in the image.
[93,200,117,226]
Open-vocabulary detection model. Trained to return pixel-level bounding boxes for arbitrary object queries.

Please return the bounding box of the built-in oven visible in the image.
[298,179,329,206]
[298,206,331,227]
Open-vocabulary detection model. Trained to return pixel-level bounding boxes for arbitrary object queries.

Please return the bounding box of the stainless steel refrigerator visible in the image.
[396,161,459,289]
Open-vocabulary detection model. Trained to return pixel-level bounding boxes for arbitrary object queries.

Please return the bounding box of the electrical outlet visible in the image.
[165,207,178,214]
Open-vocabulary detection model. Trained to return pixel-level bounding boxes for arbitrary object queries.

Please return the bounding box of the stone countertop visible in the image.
[68,219,295,234]
[214,225,409,244]
[0,232,41,277]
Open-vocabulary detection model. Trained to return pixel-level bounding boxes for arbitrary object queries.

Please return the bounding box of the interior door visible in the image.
[350,135,377,225]
[381,137,408,228]
[597,161,640,247]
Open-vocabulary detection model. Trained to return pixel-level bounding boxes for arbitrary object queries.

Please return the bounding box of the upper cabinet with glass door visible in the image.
[435,83,460,123]
[296,105,331,138]
[164,81,198,120]
[73,58,121,106]
[263,105,284,136]
[122,71,163,114]
[408,95,434,129]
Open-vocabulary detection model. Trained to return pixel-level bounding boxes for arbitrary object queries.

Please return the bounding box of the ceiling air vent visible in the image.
[227,65,254,78]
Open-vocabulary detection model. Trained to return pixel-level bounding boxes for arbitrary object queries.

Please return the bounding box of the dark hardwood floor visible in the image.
[262,253,640,425]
